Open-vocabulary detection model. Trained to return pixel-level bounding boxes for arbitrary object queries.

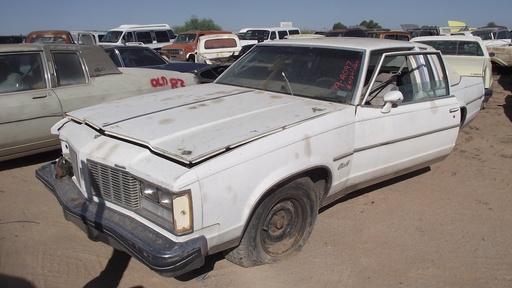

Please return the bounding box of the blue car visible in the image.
[103,45,210,72]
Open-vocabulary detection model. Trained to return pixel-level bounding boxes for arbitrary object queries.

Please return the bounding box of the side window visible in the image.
[365,53,449,105]
[135,31,153,44]
[0,53,46,93]
[278,31,288,39]
[154,30,170,43]
[79,33,95,45]
[52,52,87,86]
[288,29,300,35]
[105,50,121,66]
[400,54,449,102]
[270,31,277,40]
[123,32,134,43]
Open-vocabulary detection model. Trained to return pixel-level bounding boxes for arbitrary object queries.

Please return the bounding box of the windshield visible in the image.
[101,31,123,43]
[174,33,198,44]
[216,45,363,104]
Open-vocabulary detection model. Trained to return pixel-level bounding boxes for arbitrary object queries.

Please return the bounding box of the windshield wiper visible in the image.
[281,72,294,96]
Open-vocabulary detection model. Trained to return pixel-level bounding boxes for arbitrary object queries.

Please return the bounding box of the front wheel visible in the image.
[224,178,318,267]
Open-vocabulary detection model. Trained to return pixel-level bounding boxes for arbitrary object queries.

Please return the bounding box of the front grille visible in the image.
[88,160,140,209]
[167,49,182,56]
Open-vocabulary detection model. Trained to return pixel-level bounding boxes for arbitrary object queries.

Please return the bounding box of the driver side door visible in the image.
[347,51,461,187]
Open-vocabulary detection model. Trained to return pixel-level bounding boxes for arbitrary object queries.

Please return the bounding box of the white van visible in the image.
[98,24,176,51]
[238,27,301,46]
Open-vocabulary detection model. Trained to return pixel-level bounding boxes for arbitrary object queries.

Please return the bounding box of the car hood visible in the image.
[66,84,342,164]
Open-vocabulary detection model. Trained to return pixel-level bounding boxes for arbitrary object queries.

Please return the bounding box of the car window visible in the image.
[79,33,95,45]
[119,48,166,67]
[105,49,122,66]
[154,30,170,43]
[0,53,46,93]
[364,53,449,105]
[416,40,484,56]
[52,52,87,86]
[277,31,288,39]
[135,31,153,44]
[217,45,363,104]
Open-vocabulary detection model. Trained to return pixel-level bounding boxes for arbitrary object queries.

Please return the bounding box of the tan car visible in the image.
[411,35,493,108]
[0,43,198,161]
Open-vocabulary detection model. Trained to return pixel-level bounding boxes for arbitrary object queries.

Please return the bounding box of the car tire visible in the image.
[224,177,318,267]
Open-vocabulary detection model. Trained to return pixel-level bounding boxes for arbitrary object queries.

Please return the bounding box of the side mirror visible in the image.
[488,52,495,57]
[381,90,404,113]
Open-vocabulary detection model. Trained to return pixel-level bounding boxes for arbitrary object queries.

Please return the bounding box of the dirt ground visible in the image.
[1,74,511,288]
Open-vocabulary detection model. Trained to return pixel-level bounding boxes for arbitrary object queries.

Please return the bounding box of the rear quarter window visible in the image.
[52,52,87,86]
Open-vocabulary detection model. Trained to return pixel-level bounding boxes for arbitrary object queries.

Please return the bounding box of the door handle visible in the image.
[32,93,50,99]
[449,107,459,113]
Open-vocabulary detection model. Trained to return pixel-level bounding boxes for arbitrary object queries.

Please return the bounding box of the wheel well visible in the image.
[259,168,331,211]
[226,167,330,253]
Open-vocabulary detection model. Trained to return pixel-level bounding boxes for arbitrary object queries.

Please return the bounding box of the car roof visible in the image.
[102,45,154,50]
[256,37,415,51]
[411,35,483,43]
[0,43,121,77]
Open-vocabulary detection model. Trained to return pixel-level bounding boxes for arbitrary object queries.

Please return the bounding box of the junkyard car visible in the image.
[367,30,412,41]
[25,30,75,44]
[411,35,493,108]
[103,45,210,72]
[195,34,241,64]
[37,38,484,277]
[0,43,198,161]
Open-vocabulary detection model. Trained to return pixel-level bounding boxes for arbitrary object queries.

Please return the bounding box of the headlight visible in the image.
[139,182,193,235]
[141,183,159,202]
[158,190,172,209]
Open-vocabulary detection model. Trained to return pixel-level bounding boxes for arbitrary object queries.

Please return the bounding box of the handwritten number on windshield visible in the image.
[333,60,360,91]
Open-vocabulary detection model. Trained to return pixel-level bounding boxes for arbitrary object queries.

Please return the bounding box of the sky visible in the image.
[1,0,510,35]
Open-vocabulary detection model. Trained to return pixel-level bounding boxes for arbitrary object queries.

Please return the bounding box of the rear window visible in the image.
[417,40,484,56]
[204,38,238,49]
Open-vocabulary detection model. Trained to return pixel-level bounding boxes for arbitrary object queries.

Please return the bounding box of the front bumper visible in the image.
[35,162,207,277]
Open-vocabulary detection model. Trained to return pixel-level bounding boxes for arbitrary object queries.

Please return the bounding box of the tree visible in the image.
[486,22,497,28]
[359,20,382,29]
[332,22,347,30]
[172,15,222,34]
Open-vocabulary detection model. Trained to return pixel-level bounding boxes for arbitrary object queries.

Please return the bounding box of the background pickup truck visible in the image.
[0,43,198,161]
[36,38,484,278]
[195,34,242,64]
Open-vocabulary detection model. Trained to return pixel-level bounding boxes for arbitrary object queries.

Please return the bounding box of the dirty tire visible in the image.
[224,178,318,268]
